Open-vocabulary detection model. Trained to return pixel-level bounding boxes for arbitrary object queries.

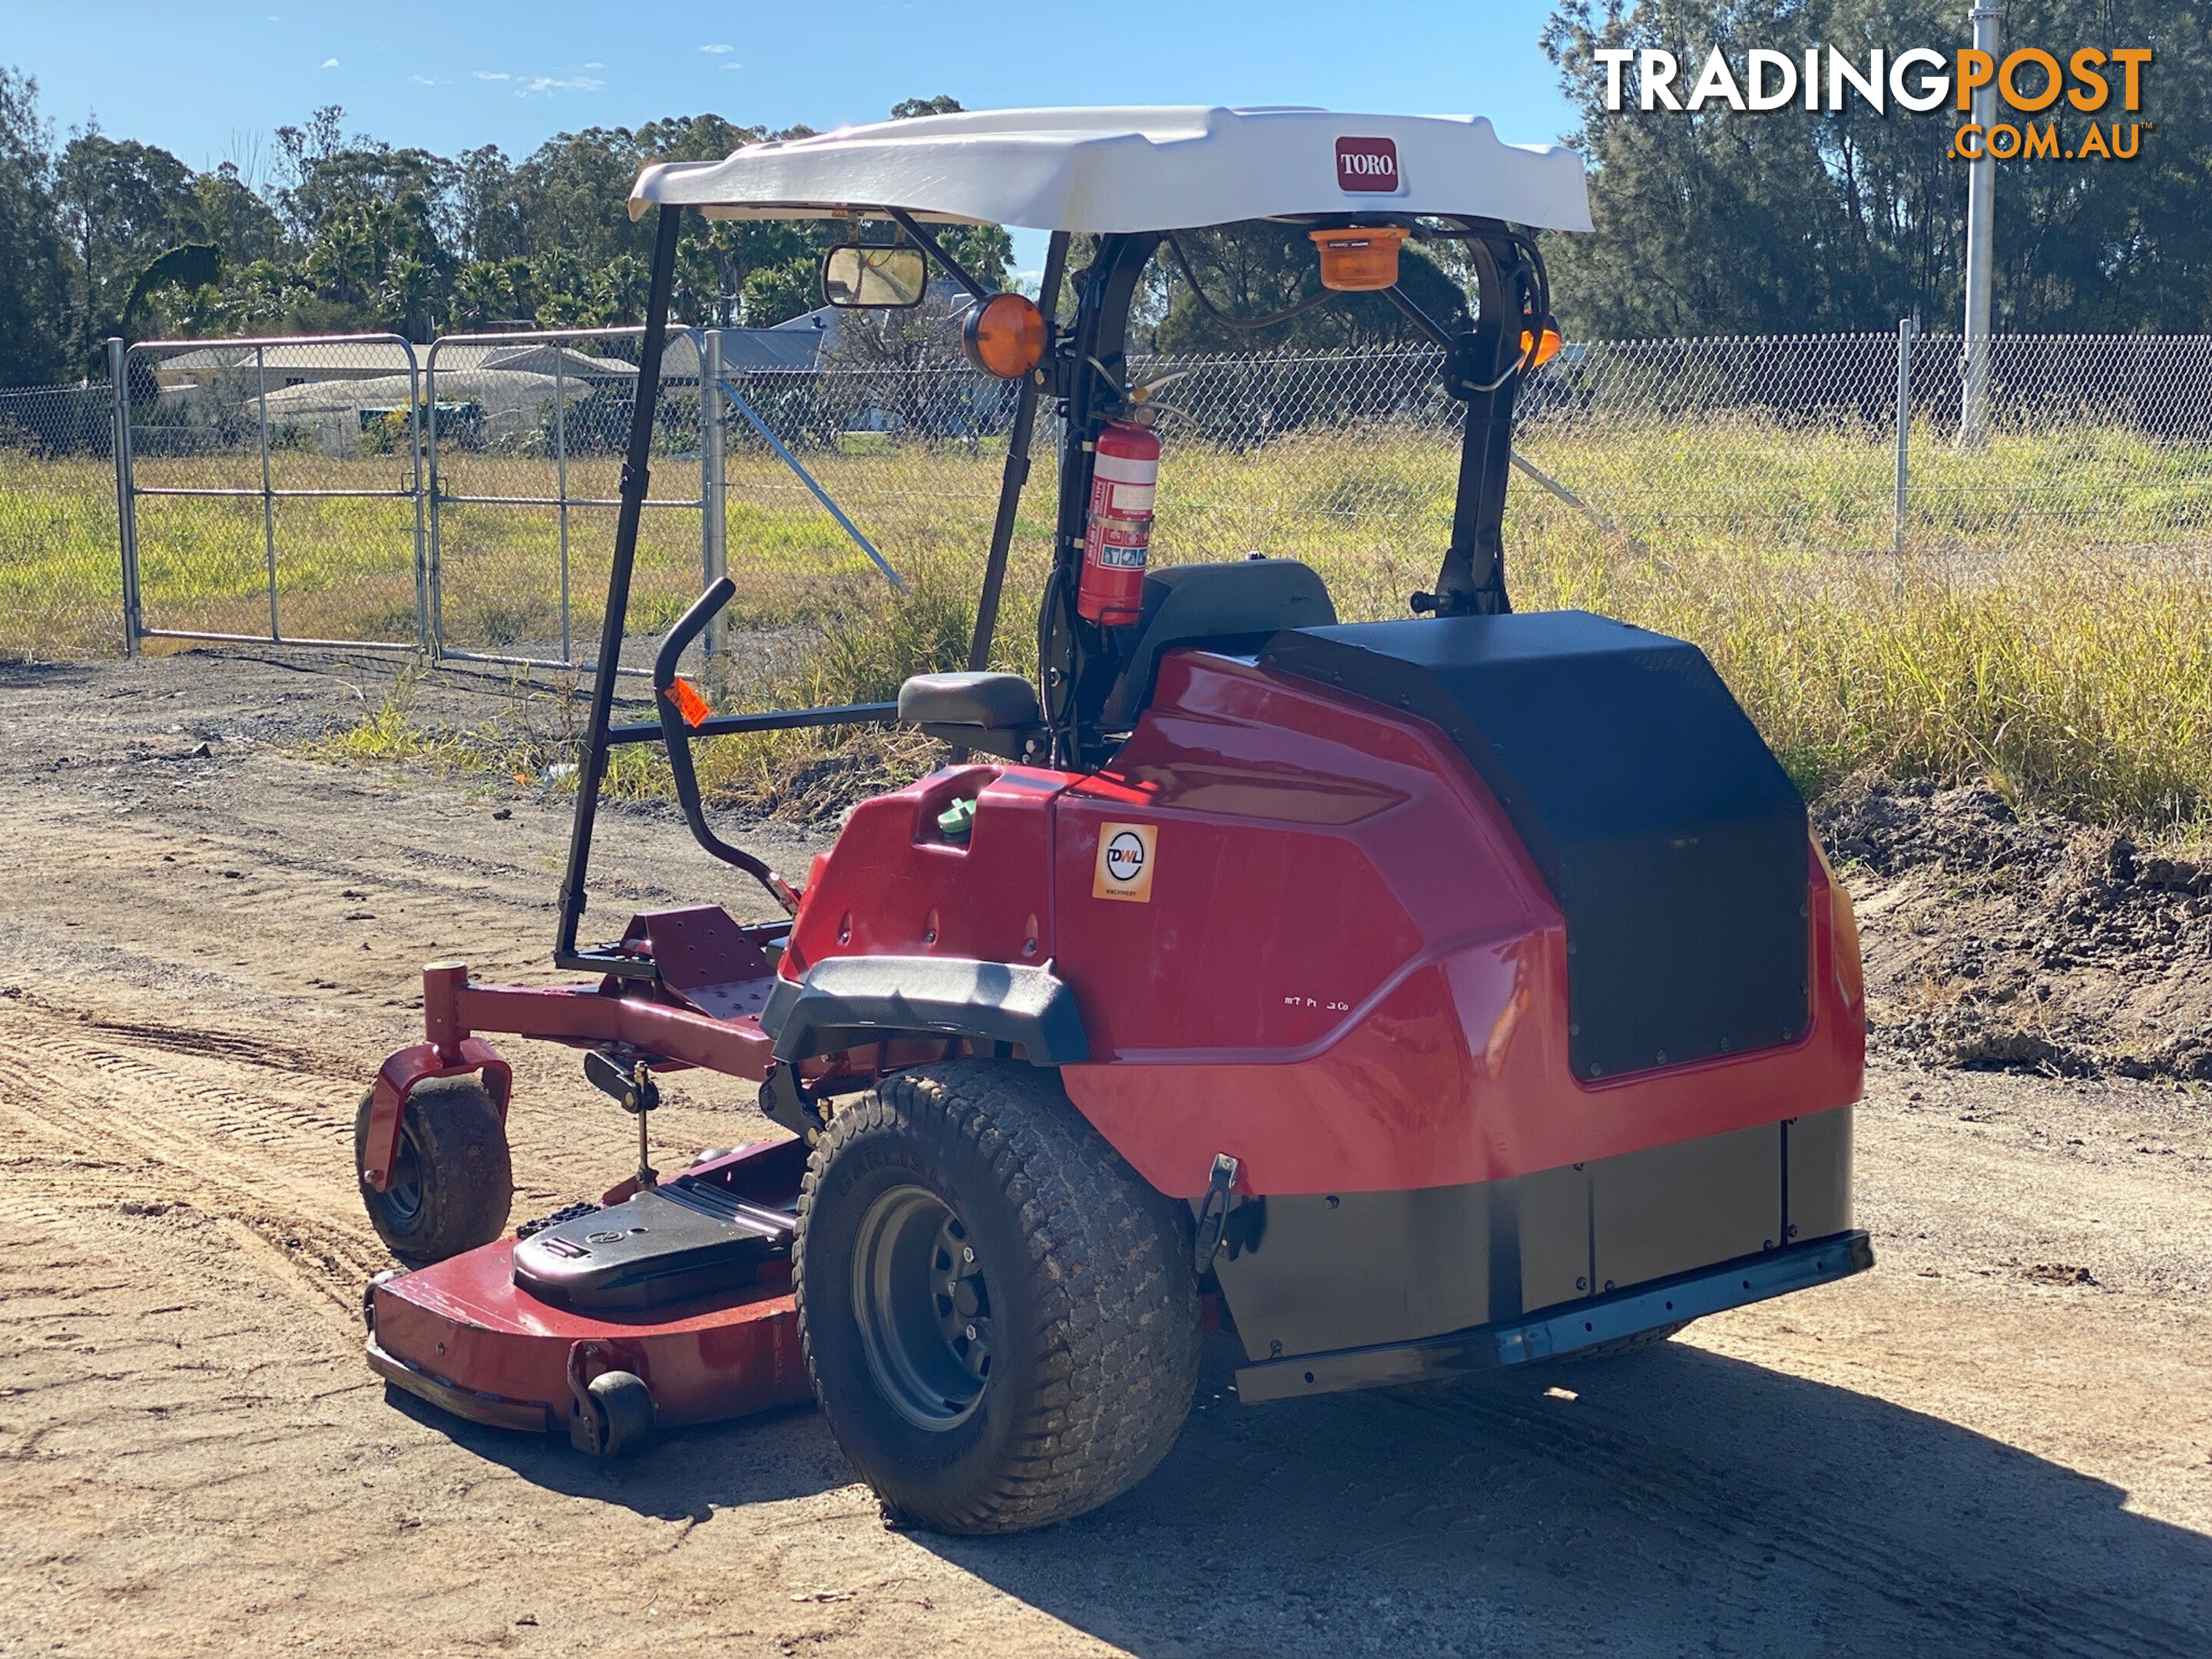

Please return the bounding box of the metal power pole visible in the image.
[1959,0,2005,447]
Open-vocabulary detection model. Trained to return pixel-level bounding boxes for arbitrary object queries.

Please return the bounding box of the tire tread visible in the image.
[795,1061,1200,1535]
[353,1077,512,1264]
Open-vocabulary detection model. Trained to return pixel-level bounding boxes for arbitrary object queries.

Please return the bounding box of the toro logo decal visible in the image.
[1336,136,1402,194]
[1092,822,1157,903]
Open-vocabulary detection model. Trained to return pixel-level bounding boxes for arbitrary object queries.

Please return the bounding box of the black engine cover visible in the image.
[1262,611,1809,1081]
[512,1177,795,1312]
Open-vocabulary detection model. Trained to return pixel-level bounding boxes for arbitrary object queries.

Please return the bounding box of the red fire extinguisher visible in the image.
[1077,418,1160,626]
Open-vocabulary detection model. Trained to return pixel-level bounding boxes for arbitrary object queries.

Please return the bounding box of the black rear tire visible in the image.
[353,1077,513,1265]
[795,1060,1200,1535]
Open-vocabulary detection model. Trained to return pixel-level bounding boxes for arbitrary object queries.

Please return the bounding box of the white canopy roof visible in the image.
[629,106,1591,234]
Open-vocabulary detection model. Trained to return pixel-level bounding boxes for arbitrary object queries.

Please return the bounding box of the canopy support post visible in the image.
[968,230,1068,674]
[555,204,683,972]
[1429,236,1530,618]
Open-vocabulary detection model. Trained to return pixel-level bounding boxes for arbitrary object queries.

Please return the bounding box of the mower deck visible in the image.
[366,1141,813,1439]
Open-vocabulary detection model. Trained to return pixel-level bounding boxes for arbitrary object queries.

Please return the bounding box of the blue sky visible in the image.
[8,2,1581,272]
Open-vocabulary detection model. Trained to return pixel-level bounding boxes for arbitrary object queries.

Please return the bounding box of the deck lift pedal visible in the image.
[357,106,1869,1535]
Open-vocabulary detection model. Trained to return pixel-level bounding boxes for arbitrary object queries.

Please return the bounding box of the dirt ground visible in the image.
[4,650,2210,1659]
[1823,782,2212,1081]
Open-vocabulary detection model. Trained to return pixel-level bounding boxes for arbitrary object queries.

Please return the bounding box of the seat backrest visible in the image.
[1100,560,1336,728]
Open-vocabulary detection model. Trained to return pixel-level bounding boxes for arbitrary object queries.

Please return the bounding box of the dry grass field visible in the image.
[8,415,2212,825]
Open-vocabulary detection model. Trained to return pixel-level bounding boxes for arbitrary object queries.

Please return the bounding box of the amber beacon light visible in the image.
[962,292,1048,379]
[1309,226,1408,292]
[1522,314,1564,367]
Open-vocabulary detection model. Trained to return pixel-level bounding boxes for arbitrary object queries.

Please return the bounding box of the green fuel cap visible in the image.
[937,796,977,839]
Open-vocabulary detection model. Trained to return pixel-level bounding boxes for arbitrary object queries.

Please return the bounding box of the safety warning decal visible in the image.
[1092,822,1156,903]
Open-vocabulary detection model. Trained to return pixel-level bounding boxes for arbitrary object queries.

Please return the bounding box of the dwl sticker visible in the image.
[1092,822,1157,903]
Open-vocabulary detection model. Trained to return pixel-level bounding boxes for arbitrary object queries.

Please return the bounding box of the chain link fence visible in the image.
[5,329,2212,666]
[425,327,708,674]
[0,382,123,656]
[1905,334,2212,557]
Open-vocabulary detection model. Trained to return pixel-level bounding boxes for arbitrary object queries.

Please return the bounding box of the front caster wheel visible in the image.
[571,1370,656,1459]
[353,1076,512,1265]
[795,1061,1202,1536]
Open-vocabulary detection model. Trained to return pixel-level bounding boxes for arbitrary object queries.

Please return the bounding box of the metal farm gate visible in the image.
[111,327,901,674]
[114,333,429,654]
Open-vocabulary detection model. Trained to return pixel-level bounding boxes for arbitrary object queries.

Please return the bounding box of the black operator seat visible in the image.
[898,671,1046,762]
[896,560,1334,757]
[1100,559,1336,728]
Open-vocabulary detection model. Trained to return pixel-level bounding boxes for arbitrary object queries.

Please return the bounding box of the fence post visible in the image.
[108,337,141,657]
[702,329,726,657]
[255,344,279,641]
[555,339,571,664]
[1893,317,1915,556]
[409,340,429,653]
[426,339,445,660]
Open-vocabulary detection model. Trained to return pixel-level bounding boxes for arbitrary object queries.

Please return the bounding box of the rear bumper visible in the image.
[1235,1229,1873,1404]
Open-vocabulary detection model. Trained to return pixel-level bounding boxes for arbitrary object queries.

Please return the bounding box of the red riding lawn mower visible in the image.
[358,107,1869,1536]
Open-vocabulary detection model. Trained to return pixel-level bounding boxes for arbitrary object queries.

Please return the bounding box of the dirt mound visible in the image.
[1820,780,2212,1080]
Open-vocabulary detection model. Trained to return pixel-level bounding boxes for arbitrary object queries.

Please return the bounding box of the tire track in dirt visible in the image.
[2,987,364,1081]
[1389,1384,2206,1659]
[0,1006,394,1313]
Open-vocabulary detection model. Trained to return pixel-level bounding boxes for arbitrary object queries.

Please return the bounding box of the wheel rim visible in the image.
[381,1124,426,1229]
[850,1184,995,1431]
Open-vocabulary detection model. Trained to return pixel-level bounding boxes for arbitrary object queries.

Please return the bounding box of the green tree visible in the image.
[451,144,523,263]
[741,257,820,326]
[0,67,65,384]
[451,257,535,328]
[1540,0,2212,334]
[210,258,308,335]
[55,128,197,363]
[183,162,283,268]
[681,217,819,326]
[0,85,1034,377]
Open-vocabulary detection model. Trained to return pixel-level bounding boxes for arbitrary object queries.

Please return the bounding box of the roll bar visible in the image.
[554,202,1545,969]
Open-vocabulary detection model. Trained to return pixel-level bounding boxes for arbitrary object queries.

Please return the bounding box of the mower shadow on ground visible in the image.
[906,1334,2212,1657]
[379,1387,848,1524]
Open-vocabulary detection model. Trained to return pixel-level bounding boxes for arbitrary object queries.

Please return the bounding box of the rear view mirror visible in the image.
[822,244,927,309]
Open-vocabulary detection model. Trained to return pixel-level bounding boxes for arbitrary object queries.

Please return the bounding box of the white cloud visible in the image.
[321,57,339,68]
[515,74,604,98]
[698,42,733,53]
[409,74,436,85]
[583,61,604,69]
[474,65,604,97]
[719,61,743,71]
